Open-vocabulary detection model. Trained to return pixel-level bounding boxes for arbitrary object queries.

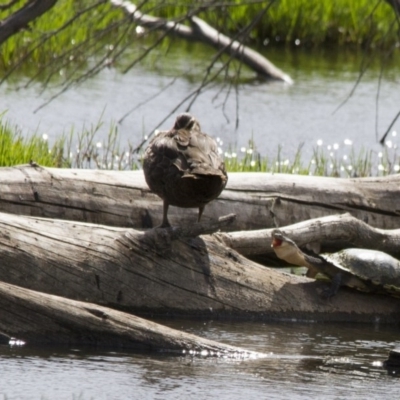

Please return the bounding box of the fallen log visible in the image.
[0,211,399,323]
[0,280,261,356]
[189,16,293,83]
[215,213,400,259]
[1,165,400,231]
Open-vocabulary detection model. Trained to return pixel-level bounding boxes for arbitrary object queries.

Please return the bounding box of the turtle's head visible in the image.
[271,230,304,266]
[174,113,200,131]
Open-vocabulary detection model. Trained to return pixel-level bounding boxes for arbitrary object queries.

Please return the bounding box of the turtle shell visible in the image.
[322,248,400,296]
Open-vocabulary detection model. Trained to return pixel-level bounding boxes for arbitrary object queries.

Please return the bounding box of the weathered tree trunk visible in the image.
[0,211,399,324]
[0,280,261,355]
[1,165,400,231]
[215,213,400,259]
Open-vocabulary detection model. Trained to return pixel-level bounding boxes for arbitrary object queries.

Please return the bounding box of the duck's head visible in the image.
[173,113,200,131]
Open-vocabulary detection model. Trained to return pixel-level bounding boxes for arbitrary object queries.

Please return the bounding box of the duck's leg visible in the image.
[197,205,205,222]
[160,200,171,228]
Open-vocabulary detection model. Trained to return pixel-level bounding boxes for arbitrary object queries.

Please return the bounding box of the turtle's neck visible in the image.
[274,242,325,270]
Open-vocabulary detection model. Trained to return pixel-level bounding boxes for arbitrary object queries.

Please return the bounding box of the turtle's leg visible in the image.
[321,273,342,298]
[306,267,318,278]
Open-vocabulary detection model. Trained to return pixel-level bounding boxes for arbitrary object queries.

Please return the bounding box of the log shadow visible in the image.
[270,277,400,324]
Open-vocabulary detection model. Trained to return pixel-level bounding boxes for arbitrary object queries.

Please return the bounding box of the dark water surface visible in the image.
[1,320,399,399]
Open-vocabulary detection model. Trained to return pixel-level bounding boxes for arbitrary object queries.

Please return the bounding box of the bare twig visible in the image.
[380,110,400,145]
[118,77,179,124]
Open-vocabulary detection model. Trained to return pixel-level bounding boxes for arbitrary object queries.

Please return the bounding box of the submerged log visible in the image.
[0,211,399,323]
[0,280,260,356]
[1,165,400,231]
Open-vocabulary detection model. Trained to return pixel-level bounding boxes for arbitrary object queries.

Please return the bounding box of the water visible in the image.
[1,46,400,164]
[1,320,399,399]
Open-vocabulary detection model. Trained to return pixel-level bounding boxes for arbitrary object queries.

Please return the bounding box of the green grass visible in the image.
[0,114,66,167]
[0,113,142,170]
[222,138,399,177]
[0,0,398,75]
[62,116,142,170]
[1,115,398,177]
[146,0,398,48]
[0,1,126,75]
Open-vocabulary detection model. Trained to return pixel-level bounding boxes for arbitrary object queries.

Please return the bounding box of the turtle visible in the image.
[271,230,400,298]
[143,113,228,228]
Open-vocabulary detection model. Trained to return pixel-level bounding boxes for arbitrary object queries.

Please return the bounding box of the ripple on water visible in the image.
[0,321,399,400]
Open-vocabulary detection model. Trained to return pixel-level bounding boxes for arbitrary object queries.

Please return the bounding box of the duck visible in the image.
[143,113,228,227]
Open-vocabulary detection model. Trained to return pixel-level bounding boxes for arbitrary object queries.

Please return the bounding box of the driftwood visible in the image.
[216,213,400,259]
[1,166,400,233]
[2,164,400,346]
[0,211,399,327]
[111,0,292,83]
[0,280,262,356]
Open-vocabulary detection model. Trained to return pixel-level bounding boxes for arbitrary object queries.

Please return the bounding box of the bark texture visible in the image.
[0,280,261,356]
[0,166,399,231]
[215,213,400,258]
[0,211,399,324]
[1,165,400,348]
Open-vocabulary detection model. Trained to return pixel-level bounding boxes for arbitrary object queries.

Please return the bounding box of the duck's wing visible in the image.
[176,130,226,178]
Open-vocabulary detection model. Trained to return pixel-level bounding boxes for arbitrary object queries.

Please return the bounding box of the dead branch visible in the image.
[0,0,58,44]
[111,0,292,83]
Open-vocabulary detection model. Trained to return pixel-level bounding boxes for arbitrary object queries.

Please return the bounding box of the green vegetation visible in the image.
[0,2,125,73]
[0,114,65,167]
[145,0,398,48]
[0,0,398,73]
[222,139,399,177]
[1,116,398,177]
[0,114,142,170]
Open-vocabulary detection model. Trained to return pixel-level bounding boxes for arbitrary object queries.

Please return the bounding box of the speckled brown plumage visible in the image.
[143,113,228,227]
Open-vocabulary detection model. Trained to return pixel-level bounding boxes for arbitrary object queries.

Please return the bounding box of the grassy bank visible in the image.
[1,116,398,177]
[155,0,398,48]
[0,0,397,72]
[0,116,66,167]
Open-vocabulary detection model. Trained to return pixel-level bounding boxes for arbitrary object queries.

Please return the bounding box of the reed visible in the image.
[222,138,400,177]
[148,0,397,48]
[63,117,142,170]
[1,115,398,177]
[0,115,66,167]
